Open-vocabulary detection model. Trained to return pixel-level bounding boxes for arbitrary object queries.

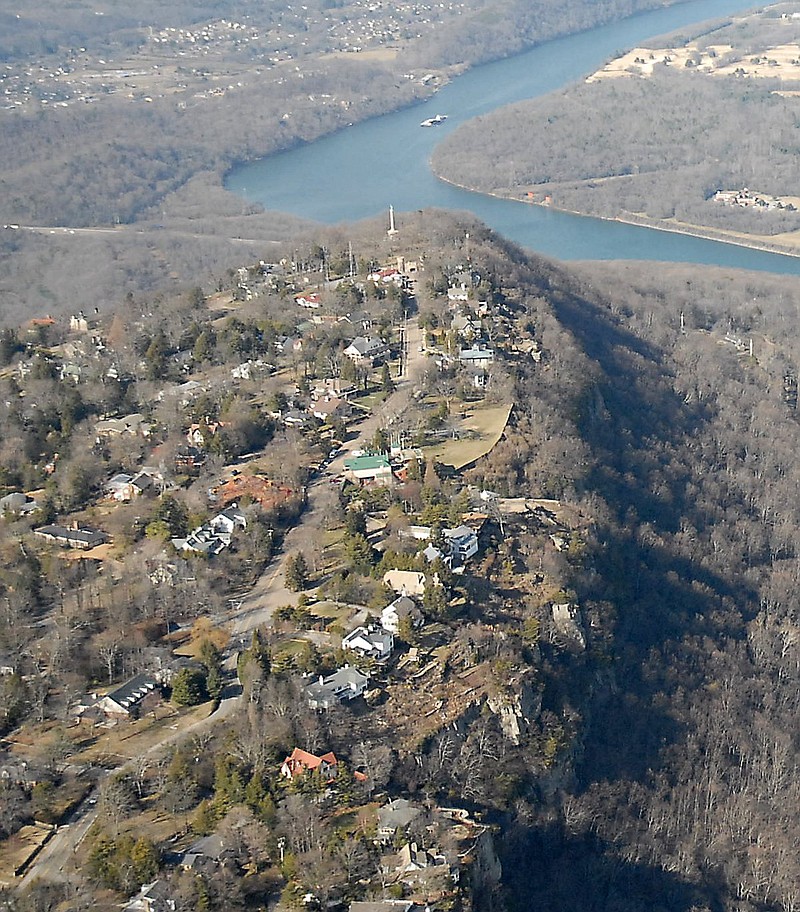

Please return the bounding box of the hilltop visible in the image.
[1,0,695,321]
[0,211,798,910]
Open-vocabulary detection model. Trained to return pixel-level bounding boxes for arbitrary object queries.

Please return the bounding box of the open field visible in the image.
[0,825,55,886]
[425,402,512,469]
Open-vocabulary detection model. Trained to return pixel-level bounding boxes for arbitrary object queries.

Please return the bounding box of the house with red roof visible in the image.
[294,292,322,309]
[280,748,338,781]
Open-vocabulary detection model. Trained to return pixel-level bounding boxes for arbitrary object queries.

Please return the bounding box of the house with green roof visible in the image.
[343,453,394,485]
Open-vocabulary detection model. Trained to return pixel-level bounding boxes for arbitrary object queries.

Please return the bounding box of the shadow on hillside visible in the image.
[501,822,720,912]
[544,282,758,785]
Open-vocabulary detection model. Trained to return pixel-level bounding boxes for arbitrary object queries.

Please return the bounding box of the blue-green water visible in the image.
[226,0,800,275]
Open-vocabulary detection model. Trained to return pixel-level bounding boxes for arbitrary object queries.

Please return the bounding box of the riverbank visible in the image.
[432,169,800,261]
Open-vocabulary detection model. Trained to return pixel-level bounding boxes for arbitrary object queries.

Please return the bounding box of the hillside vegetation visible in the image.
[0,0,691,321]
[0,211,799,909]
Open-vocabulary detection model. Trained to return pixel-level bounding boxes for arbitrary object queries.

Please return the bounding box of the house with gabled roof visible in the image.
[344,454,394,485]
[186,418,226,447]
[179,832,233,873]
[96,673,159,719]
[0,492,39,516]
[105,470,158,503]
[344,336,389,366]
[95,413,151,439]
[120,880,174,912]
[459,343,495,365]
[209,505,247,535]
[281,747,338,781]
[382,570,428,599]
[381,595,423,634]
[34,523,109,550]
[342,625,394,660]
[376,797,423,844]
[305,666,369,710]
[443,525,479,563]
[294,291,322,309]
[311,377,358,400]
[311,397,352,424]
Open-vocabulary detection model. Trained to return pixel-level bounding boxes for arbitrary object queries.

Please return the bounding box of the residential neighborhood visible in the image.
[0,225,592,912]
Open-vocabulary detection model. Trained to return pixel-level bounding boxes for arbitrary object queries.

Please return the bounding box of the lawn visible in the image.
[425,402,512,469]
[72,701,215,766]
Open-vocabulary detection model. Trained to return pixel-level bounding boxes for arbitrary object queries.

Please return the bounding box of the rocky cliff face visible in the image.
[487,670,543,745]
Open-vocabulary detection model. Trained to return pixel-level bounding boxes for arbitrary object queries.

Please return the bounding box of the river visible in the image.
[226,0,800,276]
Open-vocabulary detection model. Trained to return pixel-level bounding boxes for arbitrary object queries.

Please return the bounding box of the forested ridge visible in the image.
[0,210,798,908]
[471,245,800,910]
[0,0,696,321]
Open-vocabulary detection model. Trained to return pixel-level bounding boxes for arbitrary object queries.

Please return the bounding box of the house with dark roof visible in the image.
[209,505,247,535]
[381,594,423,634]
[34,523,109,550]
[0,492,40,515]
[175,445,207,472]
[96,673,159,718]
[342,625,394,660]
[343,336,389,366]
[376,798,423,844]
[105,471,158,502]
[305,666,369,710]
[179,833,234,872]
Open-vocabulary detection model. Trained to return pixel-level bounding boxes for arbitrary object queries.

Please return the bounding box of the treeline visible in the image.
[1,0,690,230]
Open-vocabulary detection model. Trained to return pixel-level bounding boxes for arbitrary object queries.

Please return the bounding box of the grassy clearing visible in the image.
[308,600,349,621]
[425,402,512,469]
[72,701,215,765]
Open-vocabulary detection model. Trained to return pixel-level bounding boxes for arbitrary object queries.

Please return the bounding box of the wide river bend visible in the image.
[226,0,800,276]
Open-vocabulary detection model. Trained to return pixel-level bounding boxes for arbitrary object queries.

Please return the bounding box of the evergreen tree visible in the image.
[285,552,309,591]
[171,667,207,706]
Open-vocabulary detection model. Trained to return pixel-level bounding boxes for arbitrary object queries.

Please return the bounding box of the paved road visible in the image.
[16,683,244,889]
[225,309,426,637]
[16,306,426,891]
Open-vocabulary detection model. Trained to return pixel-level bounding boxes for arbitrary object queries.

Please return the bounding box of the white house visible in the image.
[209,505,247,535]
[305,666,369,710]
[105,471,157,503]
[342,626,394,660]
[96,673,159,718]
[444,525,479,563]
[459,344,495,365]
[294,292,322,309]
[381,595,423,634]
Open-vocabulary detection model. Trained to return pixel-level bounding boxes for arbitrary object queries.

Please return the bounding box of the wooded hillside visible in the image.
[0,0,690,322]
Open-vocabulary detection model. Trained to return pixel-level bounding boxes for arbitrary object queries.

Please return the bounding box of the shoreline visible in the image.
[432,170,800,261]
